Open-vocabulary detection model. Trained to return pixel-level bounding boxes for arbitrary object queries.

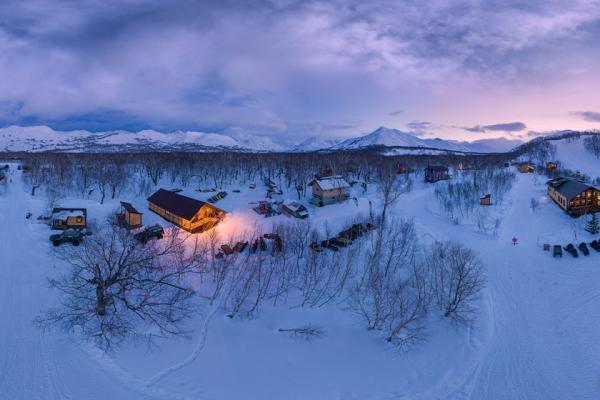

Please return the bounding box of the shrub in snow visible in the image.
[425,241,485,324]
[586,213,600,235]
[278,325,325,340]
[347,218,429,348]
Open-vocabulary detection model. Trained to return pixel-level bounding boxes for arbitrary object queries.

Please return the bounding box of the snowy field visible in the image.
[1,153,600,400]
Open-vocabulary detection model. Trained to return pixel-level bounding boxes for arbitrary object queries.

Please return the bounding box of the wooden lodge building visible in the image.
[147,189,226,233]
[309,176,350,206]
[547,177,600,216]
[424,165,449,183]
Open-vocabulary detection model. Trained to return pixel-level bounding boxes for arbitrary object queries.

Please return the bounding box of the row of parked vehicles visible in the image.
[207,191,228,203]
[553,240,600,258]
[215,233,283,258]
[311,222,376,252]
[50,224,165,247]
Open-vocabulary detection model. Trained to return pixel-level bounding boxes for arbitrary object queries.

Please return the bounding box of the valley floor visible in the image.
[1,165,599,400]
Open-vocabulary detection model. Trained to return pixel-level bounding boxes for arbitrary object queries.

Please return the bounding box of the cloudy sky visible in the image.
[0,0,599,144]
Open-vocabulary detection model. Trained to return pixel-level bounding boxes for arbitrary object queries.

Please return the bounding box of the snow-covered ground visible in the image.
[1,159,600,399]
[553,135,600,179]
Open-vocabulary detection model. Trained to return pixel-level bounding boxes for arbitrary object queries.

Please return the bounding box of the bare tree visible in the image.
[347,218,428,349]
[376,165,412,227]
[38,224,198,350]
[426,241,485,324]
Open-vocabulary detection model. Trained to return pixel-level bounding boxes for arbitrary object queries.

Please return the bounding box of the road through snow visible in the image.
[447,175,600,400]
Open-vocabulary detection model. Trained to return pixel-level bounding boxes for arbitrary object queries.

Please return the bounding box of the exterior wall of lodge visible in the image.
[148,202,223,232]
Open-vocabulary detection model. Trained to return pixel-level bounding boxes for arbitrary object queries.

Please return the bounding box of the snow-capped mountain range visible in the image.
[330,126,523,153]
[0,125,524,153]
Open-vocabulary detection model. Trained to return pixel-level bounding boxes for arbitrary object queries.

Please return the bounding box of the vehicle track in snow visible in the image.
[0,165,167,400]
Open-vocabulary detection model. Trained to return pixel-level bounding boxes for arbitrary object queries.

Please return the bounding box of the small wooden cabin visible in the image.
[52,208,87,230]
[424,165,449,183]
[117,201,142,228]
[518,162,534,173]
[309,176,350,206]
[480,194,491,206]
[547,177,600,216]
[547,162,558,170]
[147,189,226,233]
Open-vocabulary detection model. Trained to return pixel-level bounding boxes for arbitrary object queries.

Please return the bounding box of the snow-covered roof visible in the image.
[53,210,85,218]
[283,200,307,212]
[548,177,597,200]
[312,176,350,191]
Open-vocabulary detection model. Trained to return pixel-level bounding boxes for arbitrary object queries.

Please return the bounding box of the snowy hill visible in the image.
[291,136,343,152]
[0,125,279,152]
[0,124,524,154]
[331,126,522,153]
[467,137,524,153]
[548,134,600,179]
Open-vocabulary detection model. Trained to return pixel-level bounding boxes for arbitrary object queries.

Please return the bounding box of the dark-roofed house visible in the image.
[547,177,600,216]
[147,189,226,233]
[424,165,449,183]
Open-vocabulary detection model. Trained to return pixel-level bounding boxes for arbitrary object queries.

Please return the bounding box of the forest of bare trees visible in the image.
[10,149,496,350]
[9,150,512,208]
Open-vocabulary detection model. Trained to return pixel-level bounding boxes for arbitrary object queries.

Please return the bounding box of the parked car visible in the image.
[208,191,228,203]
[251,237,267,253]
[233,241,248,253]
[321,239,339,251]
[221,244,234,255]
[564,243,578,258]
[553,245,562,258]
[578,242,590,256]
[50,230,85,247]
[335,237,352,247]
[330,237,350,247]
[134,224,164,244]
[310,241,322,252]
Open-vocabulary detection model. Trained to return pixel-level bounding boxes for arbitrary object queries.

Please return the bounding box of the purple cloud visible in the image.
[464,122,527,133]
[0,0,598,137]
[573,111,600,122]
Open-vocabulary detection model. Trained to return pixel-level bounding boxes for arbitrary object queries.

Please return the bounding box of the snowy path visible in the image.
[463,175,600,400]
[428,175,600,400]
[0,167,166,400]
[393,174,600,400]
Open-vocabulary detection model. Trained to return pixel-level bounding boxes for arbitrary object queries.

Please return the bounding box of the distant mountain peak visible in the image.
[331,126,523,153]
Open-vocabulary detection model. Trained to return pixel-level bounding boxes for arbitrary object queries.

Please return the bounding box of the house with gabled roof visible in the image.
[117,201,143,229]
[547,177,600,216]
[424,165,449,183]
[147,189,226,233]
[309,176,350,206]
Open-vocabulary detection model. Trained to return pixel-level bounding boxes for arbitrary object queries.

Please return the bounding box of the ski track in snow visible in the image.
[147,305,219,387]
